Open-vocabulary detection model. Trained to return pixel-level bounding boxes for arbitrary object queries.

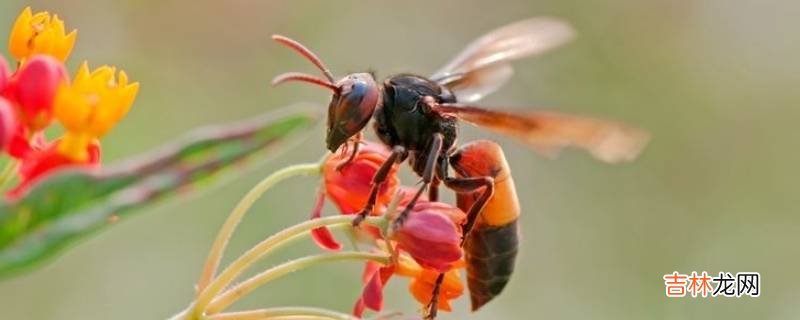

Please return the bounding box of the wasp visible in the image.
[272,17,648,318]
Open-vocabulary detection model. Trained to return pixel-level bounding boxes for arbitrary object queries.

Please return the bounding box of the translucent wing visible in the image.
[432,17,575,103]
[433,103,649,163]
[442,63,514,103]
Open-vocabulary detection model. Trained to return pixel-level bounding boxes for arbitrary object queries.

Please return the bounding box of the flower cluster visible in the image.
[311,142,468,316]
[0,7,138,197]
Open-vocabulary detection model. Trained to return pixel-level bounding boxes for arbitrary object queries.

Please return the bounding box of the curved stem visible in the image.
[206,251,390,314]
[207,307,359,320]
[196,161,324,295]
[193,215,386,317]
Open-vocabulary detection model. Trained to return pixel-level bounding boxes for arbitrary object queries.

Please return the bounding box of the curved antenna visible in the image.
[271,72,339,93]
[272,34,336,82]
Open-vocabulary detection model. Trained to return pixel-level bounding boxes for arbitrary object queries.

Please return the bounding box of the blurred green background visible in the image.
[1,0,798,319]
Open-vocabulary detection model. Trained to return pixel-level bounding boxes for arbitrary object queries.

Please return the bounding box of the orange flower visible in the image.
[400,258,465,312]
[54,62,139,162]
[8,7,77,62]
[354,253,465,317]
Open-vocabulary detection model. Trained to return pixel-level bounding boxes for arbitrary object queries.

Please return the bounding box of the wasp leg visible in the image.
[428,178,441,202]
[352,145,405,226]
[425,156,495,319]
[336,133,363,171]
[424,273,446,320]
[391,133,444,230]
[444,177,495,244]
[437,153,498,239]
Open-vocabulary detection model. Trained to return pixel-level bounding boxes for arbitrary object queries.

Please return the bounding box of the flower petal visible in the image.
[392,204,464,272]
[323,141,398,215]
[359,262,385,313]
[309,189,342,251]
[0,98,17,151]
[407,268,464,313]
[11,55,67,131]
[0,56,9,92]
[9,139,100,199]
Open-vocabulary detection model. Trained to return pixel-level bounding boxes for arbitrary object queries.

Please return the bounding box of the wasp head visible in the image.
[271,35,380,152]
[325,73,379,152]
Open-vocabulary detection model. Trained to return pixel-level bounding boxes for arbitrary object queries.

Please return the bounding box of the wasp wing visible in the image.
[441,64,514,104]
[433,103,649,163]
[431,17,575,103]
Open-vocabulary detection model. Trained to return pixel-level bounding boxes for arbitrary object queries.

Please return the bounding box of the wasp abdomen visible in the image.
[465,219,519,311]
[451,140,521,311]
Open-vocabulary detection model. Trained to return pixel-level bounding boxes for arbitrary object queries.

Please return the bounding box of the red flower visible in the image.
[354,253,466,317]
[309,141,400,251]
[309,188,342,251]
[351,200,466,317]
[8,138,101,198]
[0,56,9,94]
[407,267,465,312]
[323,142,399,214]
[0,98,16,151]
[353,261,394,316]
[6,55,67,131]
[391,201,465,273]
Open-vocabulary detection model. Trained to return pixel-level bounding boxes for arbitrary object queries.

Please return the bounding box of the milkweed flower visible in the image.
[354,253,465,317]
[0,98,16,150]
[351,200,465,317]
[8,138,101,198]
[8,7,76,63]
[323,142,399,214]
[390,201,465,272]
[6,55,67,132]
[0,56,9,92]
[0,58,12,150]
[0,7,138,197]
[309,141,399,250]
[54,62,139,162]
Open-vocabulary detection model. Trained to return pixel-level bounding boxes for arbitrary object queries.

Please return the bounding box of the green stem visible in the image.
[167,219,356,320]
[206,307,359,320]
[206,251,390,314]
[195,161,323,295]
[0,160,19,188]
[192,215,386,318]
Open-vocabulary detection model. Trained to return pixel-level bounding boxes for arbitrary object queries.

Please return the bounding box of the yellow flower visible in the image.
[54,62,139,161]
[8,7,77,62]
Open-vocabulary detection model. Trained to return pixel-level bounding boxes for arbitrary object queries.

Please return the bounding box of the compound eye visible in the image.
[341,79,366,101]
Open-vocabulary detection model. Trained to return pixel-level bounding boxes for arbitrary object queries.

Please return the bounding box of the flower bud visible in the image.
[9,55,67,131]
[391,201,465,272]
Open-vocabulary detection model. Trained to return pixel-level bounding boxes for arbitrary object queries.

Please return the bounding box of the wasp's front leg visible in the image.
[336,132,363,171]
[352,145,405,226]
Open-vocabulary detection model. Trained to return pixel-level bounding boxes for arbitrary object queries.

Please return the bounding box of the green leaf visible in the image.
[0,105,321,277]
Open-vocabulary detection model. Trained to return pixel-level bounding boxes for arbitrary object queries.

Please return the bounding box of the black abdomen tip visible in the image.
[465,219,520,311]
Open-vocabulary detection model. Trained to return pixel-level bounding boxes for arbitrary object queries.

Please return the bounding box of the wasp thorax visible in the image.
[326,73,380,152]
